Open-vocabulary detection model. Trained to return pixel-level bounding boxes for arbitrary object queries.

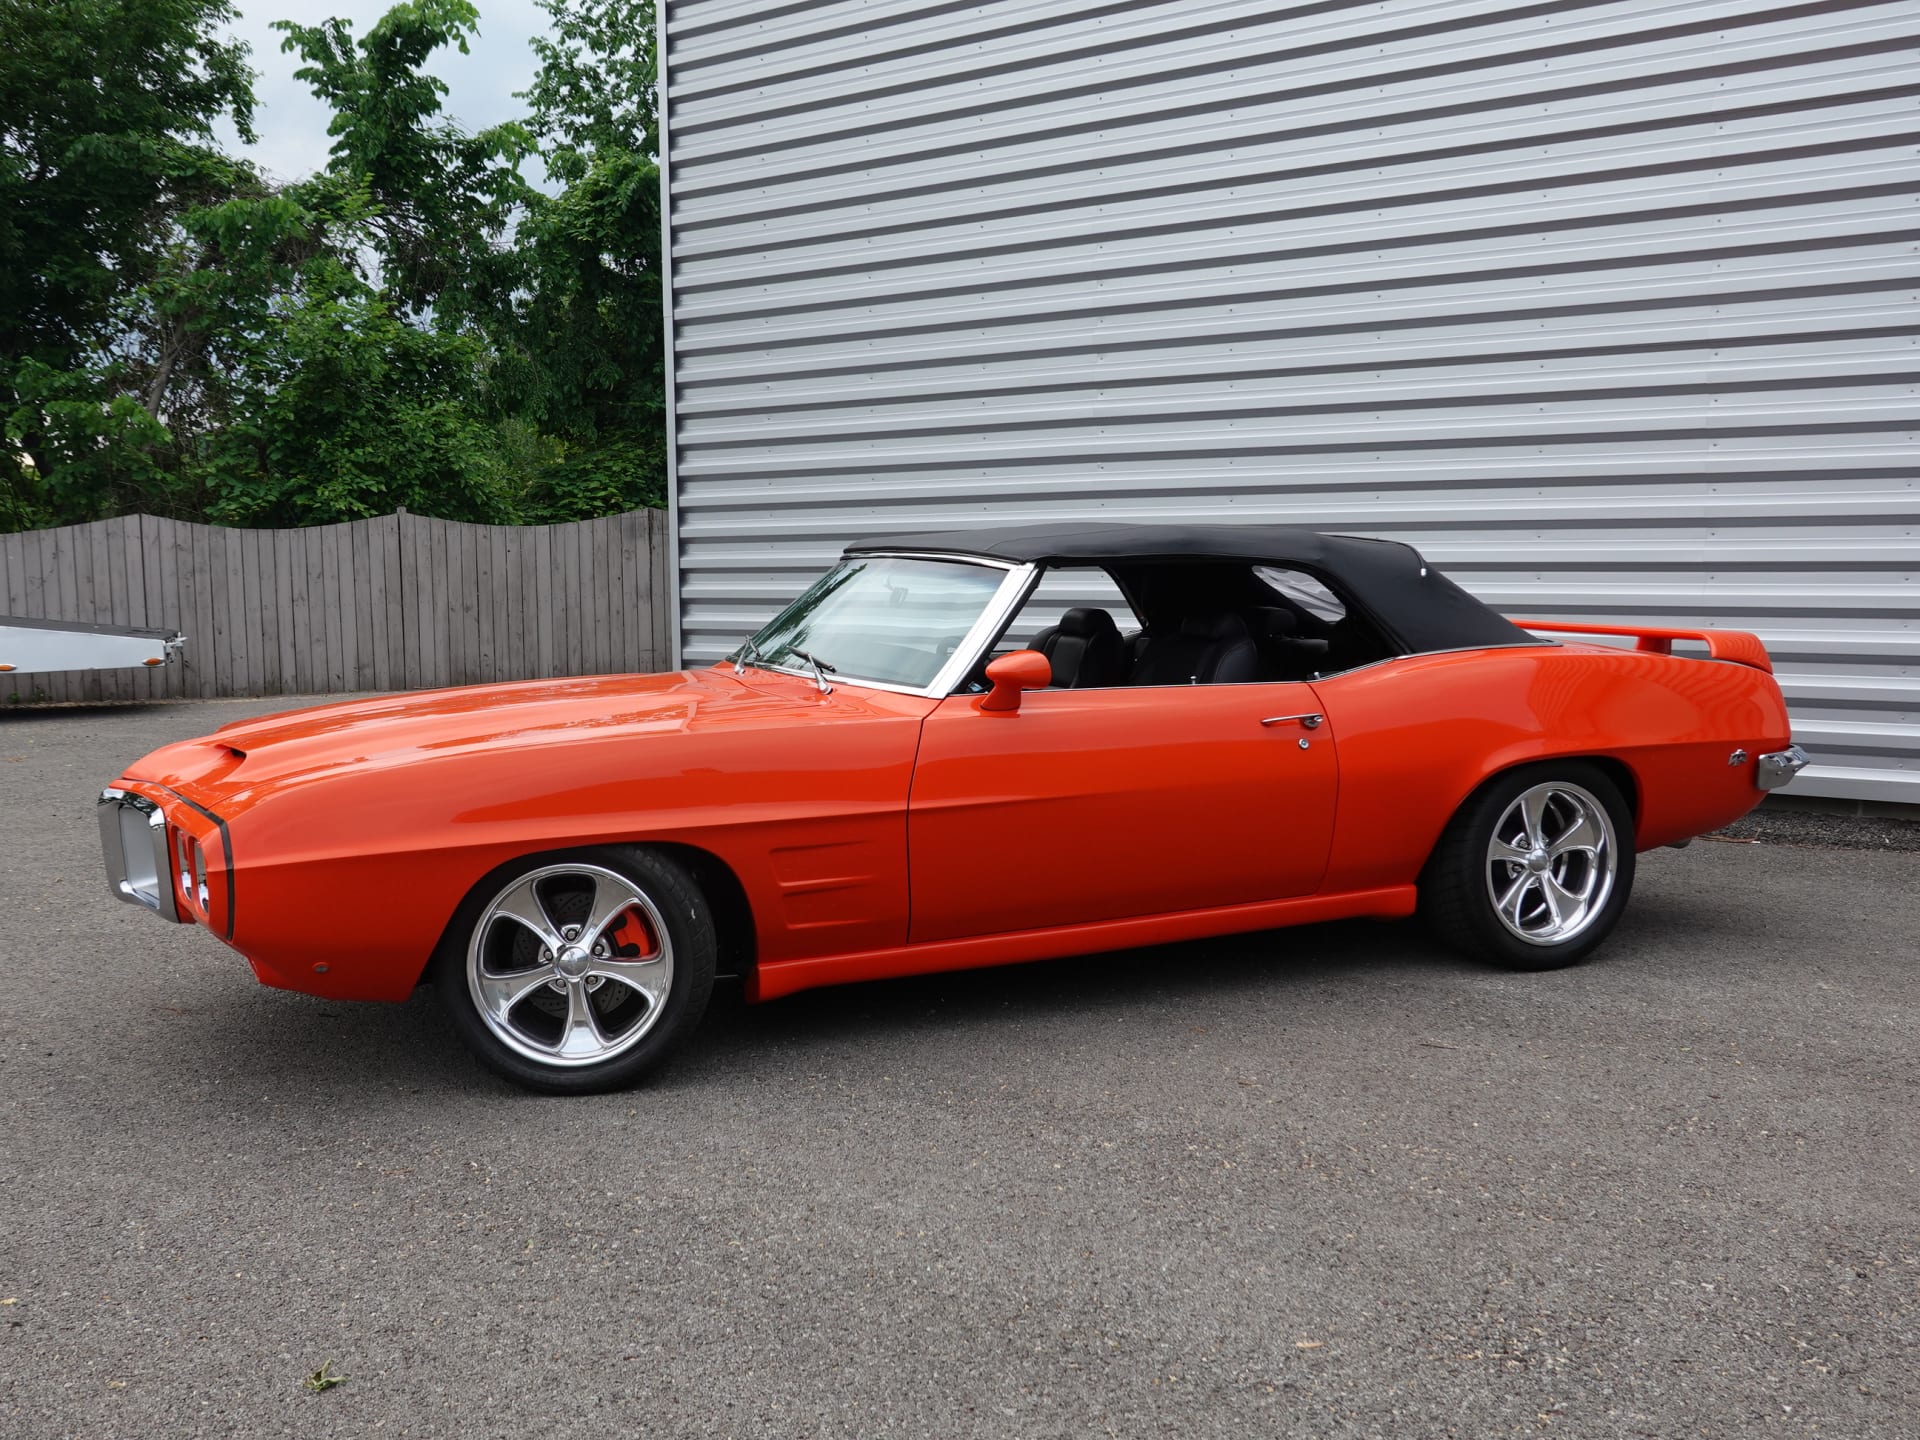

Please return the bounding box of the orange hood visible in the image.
[125,666,898,801]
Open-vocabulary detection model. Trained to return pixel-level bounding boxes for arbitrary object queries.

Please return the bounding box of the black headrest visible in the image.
[1247,607,1298,640]
[1178,612,1249,642]
[1058,607,1120,638]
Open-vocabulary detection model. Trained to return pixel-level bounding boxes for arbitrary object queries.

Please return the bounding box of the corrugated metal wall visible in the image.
[661,0,1920,803]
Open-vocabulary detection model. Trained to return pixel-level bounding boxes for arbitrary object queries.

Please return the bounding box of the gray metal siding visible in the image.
[662,0,1920,802]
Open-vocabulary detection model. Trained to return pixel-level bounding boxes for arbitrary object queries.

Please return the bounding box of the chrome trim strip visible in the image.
[97,787,131,903]
[1756,745,1810,791]
[855,550,1019,572]
[929,562,1040,698]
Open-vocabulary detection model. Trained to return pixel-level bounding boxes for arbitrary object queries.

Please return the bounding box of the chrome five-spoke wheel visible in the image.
[1483,781,1618,946]
[437,847,716,1092]
[467,862,675,1068]
[1421,762,1636,971]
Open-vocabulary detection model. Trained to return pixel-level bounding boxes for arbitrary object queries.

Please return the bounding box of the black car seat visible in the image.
[1129,613,1261,685]
[1025,606,1128,688]
[1246,606,1331,680]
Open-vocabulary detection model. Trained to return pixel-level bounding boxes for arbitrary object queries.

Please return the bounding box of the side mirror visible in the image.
[977,649,1051,713]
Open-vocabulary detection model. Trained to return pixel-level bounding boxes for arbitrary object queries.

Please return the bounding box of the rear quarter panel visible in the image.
[1315,643,1792,893]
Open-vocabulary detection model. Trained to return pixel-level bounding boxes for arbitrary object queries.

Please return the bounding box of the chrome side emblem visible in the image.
[1728,749,1749,766]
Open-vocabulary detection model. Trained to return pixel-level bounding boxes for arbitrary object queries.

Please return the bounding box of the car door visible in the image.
[906,681,1338,944]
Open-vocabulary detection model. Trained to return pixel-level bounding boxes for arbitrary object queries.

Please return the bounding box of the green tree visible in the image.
[3,0,672,534]
[193,262,517,526]
[2,359,172,528]
[0,0,254,522]
[125,180,327,460]
[502,0,665,521]
[161,186,519,527]
[520,0,657,170]
[273,0,534,324]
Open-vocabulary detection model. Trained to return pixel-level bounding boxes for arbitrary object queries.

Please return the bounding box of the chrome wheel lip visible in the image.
[1484,781,1618,948]
[466,862,674,1069]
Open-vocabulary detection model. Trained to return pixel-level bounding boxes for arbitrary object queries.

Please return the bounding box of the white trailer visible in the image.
[0,616,185,677]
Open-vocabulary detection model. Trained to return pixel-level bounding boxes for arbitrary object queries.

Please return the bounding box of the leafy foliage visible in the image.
[0,0,255,363]
[505,1,665,521]
[273,0,535,323]
[3,359,173,528]
[1,0,666,533]
[1,0,254,520]
[523,0,658,179]
[495,0,665,521]
[195,260,518,526]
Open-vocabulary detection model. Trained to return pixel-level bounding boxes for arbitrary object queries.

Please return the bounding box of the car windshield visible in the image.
[736,555,1010,691]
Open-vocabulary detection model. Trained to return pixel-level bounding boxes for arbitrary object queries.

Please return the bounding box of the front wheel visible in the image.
[432,847,716,1093]
[1420,763,1636,971]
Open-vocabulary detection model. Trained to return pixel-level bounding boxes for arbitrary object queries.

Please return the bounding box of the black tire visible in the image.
[1419,761,1636,972]
[431,846,717,1094]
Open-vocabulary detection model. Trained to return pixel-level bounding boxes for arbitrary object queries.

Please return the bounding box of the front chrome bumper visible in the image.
[1755,745,1810,791]
[98,788,183,922]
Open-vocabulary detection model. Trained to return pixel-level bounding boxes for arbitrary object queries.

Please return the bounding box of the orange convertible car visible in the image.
[101,524,1807,1092]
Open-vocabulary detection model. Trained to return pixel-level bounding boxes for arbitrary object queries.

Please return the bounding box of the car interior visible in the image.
[966,560,1399,692]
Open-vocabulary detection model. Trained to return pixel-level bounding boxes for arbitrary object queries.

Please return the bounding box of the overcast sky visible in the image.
[216,1,551,183]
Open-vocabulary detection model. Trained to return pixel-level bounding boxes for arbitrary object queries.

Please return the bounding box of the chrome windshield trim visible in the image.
[929,562,1040,698]
[734,552,1030,700]
[853,550,1019,572]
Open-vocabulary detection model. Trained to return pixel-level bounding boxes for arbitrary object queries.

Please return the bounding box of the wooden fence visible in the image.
[0,509,671,703]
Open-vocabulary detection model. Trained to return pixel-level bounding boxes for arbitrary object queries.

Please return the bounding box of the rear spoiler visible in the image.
[1514,620,1773,674]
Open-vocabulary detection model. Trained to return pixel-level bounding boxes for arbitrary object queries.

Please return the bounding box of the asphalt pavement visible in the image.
[2,697,1915,1439]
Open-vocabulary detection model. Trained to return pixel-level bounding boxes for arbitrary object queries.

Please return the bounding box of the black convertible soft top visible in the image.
[847,522,1539,656]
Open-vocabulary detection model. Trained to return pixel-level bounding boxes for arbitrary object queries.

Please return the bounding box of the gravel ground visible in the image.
[1716,807,1920,853]
[2,697,1916,1439]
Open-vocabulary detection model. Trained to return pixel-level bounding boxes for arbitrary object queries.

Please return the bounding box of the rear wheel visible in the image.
[1420,763,1635,971]
[433,848,716,1093]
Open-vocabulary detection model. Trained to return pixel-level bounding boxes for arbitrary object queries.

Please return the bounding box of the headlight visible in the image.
[175,832,209,913]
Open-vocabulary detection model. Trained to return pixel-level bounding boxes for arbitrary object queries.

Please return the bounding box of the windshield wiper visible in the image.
[787,647,836,694]
[733,637,767,676]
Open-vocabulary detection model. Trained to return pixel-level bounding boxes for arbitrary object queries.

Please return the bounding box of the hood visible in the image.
[127,665,923,799]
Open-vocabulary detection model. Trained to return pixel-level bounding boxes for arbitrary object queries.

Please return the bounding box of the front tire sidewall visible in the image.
[1423,762,1637,972]
[432,846,717,1094]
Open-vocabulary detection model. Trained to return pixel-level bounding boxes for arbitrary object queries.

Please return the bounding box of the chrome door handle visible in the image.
[1260,712,1323,730]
